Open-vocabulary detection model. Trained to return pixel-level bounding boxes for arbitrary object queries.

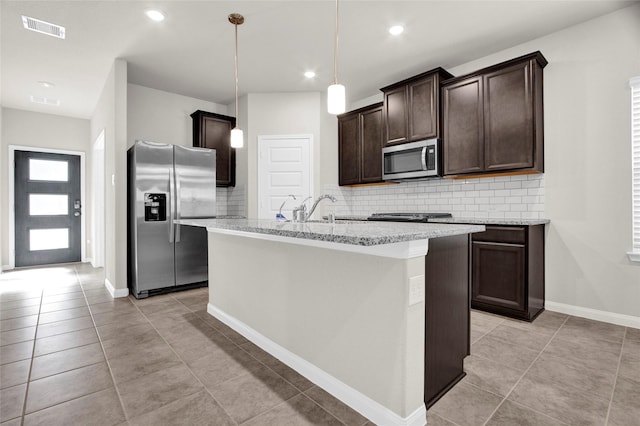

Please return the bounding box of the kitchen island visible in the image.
[177,218,484,426]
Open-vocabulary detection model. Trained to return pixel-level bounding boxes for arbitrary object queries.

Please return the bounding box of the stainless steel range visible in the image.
[367,212,452,223]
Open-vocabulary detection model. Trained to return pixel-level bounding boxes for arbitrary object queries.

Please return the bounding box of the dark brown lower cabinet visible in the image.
[424,234,469,408]
[471,225,545,321]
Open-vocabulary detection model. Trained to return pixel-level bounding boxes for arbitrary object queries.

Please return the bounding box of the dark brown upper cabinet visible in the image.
[381,68,453,146]
[442,51,547,177]
[191,110,236,187]
[338,103,384,186]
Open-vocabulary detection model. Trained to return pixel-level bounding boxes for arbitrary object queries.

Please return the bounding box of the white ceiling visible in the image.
[1,0,637,119]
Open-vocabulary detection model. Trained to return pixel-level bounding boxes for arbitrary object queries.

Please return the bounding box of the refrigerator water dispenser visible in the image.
[144,193,166,221]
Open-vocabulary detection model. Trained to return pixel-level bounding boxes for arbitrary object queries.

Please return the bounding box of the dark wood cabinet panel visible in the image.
[338,103,383,186]
[442,77,484,175]
[338,113,360,186]
[381,68,453,146]
[470,224,545,321]
[383,87,408,145]
[472,241,526,312]
[425,234,469,408]
[442,51,546,177]
[360,106,383,183]
[191,110,236,187]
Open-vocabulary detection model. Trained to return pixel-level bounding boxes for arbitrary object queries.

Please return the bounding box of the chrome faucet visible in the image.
[277,194,296,220]
[292,194,337,222]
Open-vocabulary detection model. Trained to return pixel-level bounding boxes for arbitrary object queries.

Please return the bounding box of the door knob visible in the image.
[74,211,81,217]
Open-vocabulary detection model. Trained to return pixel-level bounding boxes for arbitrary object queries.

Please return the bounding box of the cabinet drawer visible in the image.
[472,226,525,244]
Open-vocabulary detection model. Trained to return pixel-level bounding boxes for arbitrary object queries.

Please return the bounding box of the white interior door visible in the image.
[258,135,313,220]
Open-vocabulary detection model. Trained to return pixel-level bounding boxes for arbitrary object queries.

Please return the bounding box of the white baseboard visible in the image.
[546,301,640,329]
[105,278,129,298]
[1,265,11,272]
[208,303,427,426]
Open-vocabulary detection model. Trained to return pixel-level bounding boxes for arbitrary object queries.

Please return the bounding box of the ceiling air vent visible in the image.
[22,15,66,39]
[30,95,60,106]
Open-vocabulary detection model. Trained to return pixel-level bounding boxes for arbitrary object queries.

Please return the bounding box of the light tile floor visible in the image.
[0,264,638,426]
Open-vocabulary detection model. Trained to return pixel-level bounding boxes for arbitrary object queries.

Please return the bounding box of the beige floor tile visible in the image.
[0,326,36,346]
[35,316,94,339]
[107,340,181,385]
[89,299,138,316]
[40,292,85,304]
[23,387,125,426]
[543,334,621,374]
[503,310,568,333]
[117,363,203,419]
[0,297,41,311]
[508,373,609,426]
[25,362,113,414]
[97,320,154,342]
[425,413,458,426]
[0,315,39,332]
[471,335,539,371]
[618,352,640,383]
[34,327,98,356]
[242,393,343,426]
[304,385,369,426]
[157,317,220,344]
[430,381,502,426]
[42,286,82,296]
[167,329,236,365]
[607,376,640,426]
[38,306,91,325]
[209,365,300,424]
[136,298,186,316]
[188,345,263,389]
[0,291,42,302]
[145,309,201,331]
[0,384,26,422]
[39,298,87,314]
[555,316,626,345]
[0,305,40,320]
[30,342,105,380]
[0,359,30,389]
[0,340,34,365]
[485,400,566,426]
[86,293,115,305]
[128,390,234,426]
[486,323,554,352]
[470,311,504,334]
[238,341,313,391]
[462,354,523,397]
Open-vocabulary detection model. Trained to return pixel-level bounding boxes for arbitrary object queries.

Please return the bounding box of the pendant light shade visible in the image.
[230,128,243,148]
[327,0,345,115]
[327,83,345,115]
[229,13,244,148]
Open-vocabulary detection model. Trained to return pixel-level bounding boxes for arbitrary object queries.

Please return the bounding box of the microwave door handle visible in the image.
[421,147,428,171]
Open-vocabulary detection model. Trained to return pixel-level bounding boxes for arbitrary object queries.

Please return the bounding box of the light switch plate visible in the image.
[409,275,425,306]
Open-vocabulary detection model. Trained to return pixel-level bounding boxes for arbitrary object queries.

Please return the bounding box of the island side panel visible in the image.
[207,231,426,420]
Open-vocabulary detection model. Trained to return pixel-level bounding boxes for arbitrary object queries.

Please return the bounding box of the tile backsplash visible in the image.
[324,174,545,219]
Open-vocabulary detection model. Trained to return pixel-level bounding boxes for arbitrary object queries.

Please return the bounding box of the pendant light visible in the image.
[229,13,244,148]
[327,0,345,114]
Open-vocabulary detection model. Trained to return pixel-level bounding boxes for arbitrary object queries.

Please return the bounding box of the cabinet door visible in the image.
[360,106,383,183]
[338,113,360,185]
[408,75,438,141]
[443,77,484,175]
[384,86,409,145]
[484,61,534,171]
[472,241,525,312]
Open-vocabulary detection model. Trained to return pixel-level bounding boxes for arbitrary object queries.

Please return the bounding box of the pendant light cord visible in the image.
[333,0,339,85]
[234,22,239,123]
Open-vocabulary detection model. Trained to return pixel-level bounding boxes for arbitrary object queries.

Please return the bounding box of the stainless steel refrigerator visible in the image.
[127,140,216,299]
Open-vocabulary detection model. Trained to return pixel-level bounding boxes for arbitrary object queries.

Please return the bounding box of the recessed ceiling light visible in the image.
[22,15,66,39]
[30,95,60,106]
[304,71,316,79]
[38,81,55,88]
[389,25,404,36]
[145,10,165,22]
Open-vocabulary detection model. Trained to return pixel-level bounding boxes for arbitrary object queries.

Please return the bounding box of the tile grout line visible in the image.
[17,288,43,426]
[604,327,627,425]
[74,266,131,424]
[124,293,241,425]
[478,314,572,426]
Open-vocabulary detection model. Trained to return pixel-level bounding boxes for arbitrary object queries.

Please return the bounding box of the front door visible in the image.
[14,150,82,267]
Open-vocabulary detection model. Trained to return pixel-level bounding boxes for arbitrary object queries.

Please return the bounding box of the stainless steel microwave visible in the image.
[382,138,442,181]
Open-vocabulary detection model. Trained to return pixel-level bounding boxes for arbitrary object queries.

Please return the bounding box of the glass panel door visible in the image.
[14,150,82,267]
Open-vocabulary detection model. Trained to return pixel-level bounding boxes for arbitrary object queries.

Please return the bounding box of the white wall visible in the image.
[127,84,228,149]
[242,92,323,218]
[1,107,90,268]
[330,5,640,321]
[90,59,127,294]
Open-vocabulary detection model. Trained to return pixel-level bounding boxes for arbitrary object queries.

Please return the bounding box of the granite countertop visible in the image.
[176,218,485,247]
[429,217,550,226]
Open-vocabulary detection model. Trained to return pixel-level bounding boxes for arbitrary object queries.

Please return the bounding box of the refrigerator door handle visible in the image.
[176,169,182,242]
[169,167,175,243]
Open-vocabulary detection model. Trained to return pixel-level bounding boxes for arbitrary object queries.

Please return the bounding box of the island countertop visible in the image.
[176,218,485,247]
